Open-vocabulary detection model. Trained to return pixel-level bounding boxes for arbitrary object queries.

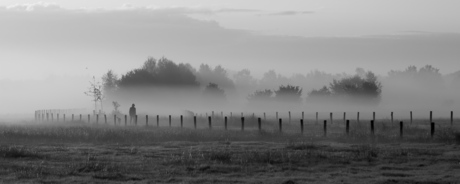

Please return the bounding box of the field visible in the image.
[1,118,459,184]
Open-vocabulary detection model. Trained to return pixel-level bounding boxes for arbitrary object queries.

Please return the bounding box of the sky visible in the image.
[0,1,460,116]
[1,0,460,81]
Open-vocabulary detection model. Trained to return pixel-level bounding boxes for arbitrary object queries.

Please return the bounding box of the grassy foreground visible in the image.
[0,121,459,183]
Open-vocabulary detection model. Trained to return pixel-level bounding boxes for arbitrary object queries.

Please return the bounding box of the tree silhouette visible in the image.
[308,86,331,97]
[247,89,273,106]
[233,69,257,95]
[309,71,382,105]
[102,70,119,96]
[203,83,226,106]
[197,64,235,91]
[85,76,104,114]
[118,57,199,88]
[142,57,157,74]
[118,69,156,88]
[274,85,302,103]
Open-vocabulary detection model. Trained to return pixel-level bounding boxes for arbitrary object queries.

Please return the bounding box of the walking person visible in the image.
[129,104,136,124]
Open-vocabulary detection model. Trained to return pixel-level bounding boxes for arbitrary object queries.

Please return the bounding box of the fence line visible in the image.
[33,110,457,138]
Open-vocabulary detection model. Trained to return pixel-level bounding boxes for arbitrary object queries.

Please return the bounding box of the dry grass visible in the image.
[0,120,459,183]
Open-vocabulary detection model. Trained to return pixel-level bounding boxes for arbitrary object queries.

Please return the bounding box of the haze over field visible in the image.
[0,1,459,120]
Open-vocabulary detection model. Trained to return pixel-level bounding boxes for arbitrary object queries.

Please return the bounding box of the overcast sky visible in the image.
[1,0,460,80]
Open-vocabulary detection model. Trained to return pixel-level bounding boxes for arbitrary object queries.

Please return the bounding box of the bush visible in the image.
[274,85,302,104]
[307,71,382,105]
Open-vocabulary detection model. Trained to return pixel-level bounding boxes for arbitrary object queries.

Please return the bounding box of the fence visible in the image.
[33,110,457,138]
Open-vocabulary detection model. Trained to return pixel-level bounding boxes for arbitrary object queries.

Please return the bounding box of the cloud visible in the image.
[1,3,459,83]
[266,11,315,16]
[6,2,62,12]
[2,2,260,16]
[215,8,260,13]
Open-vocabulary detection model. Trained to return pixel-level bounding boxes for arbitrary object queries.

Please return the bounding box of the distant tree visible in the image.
[197,64,235,90]
[387,65,444,89]
[247,89,273,102]
[355,67,367,78]
[307,71,382,105]
[118,69,155,88]
[234,69,258,97]
[85,76,104,114]
[308,86,331,97]
[154,57,199,87]
[203,83,226,105]
[259,70,277,90]
[102,70,119,95]
[118,57,199,88]
[203,83,226,98]
[111,101,122,117]
[142,57,157,74]
[274,85,302,103]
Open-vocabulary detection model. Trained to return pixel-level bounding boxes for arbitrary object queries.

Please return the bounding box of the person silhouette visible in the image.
[129,104,136,124]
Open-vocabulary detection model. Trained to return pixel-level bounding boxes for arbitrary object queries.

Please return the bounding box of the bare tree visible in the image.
[85,76,104,114]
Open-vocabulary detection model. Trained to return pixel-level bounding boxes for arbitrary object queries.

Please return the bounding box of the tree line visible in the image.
[99,56,460,109]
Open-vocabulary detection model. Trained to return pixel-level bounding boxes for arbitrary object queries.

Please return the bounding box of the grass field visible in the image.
[0,119,459,183]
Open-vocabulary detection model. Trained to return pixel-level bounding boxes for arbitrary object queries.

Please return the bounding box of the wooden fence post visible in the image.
[104,114,107,124]
[370,120,375,136]
[79,114,82,122]
[169,115,171,127]
[300,119,304,135]
[357,112,360,124]
[57,113,60,122]
[88,114,90,123]
[125,115,127,126]
[212,111,214,118]
[288,111,291,124]
[63,114,66,122]
[224,116,227,130]
[180,115,183,128]
[451,111,453,126]
[264,112,266,120]
[316,112,319,125]
[156,115,159,127]
[330,112,333,124]
[146,115,149,126]
[194,116,197,129]
[343,112,346,123]
[400,121,403,138]
[302,111,304,121]
[373,112,375,122]
[430,111,433,123]
[431,122,435,138]
[135,115,137,126]
[279,118,282,133]
[391,112,394,126]
[346,120,350,135]
[323,120,327,137]
[96,114,99,124]
[410,111,413,125]
[208,116,212,129]
[241,117,245,131]
[258,118,261,132]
